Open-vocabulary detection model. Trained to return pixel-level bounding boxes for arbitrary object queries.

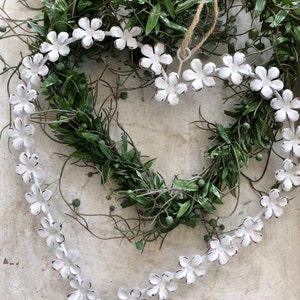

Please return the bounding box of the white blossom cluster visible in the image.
[7,10,300,300]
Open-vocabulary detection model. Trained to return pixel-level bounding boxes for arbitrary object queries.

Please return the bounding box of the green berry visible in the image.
[204,234,211,242]
[55,62,65,71]
[72,198,81,207]
[198,179,205,187]
[120,92,128,100]
[209,218,217,228]
[0,25,6,33]
[248,29,259,40]
[245,39,254,48]
[219,224,225,231]
[165,216,174,225]
[256,153,263,161]
[242,122,250,132]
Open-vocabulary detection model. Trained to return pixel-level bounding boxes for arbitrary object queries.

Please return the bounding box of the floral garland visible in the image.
[4,0,300,299]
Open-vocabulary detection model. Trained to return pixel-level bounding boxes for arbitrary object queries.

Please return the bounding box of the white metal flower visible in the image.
[25,183,52,215]
[8,117,35,150]
[206,235,238,265]
[9,84,36,115]
[110,23,142,50]
[270,89,300,122]
[147,272,178,300]
[21,53,49,87]
[250,66,284,99]
[67,277,100,300]
[16,152,44,184]
[73,17,105,49]
[275,158,300,192]
[118,287,145,300]
[39,217,65,248]
[52,248,81,279]
[235,217,263,247]
[218,53,251,85]
[154,72,187,105]
[40,31,70,62]
[281,126,300,157]
[139,43,173,75]
[260,189,288,219]
[175,255,206,284]
[183,59,216,91]
[115,5,133,18]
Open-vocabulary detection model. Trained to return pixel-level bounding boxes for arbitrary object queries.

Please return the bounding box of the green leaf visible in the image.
[197,196,215,212]
[101,160,114,183]
[273,10,288,27]
[177,201,191,217]
[121,133,128,158]
[145,4,161,35]
[27,20,46,36]
[76,0,92,12]
[81,132,100,143]
[254,0,267,17]
[210,184,221,199]
[215,123,231,144]
[144,158,156,170]
[40,73,62,88]
[163,0,175,18]
[54,0,68,12]
[120,197,136,208]
[159,16,188,33]
[172,179,198,191]
[127,191,151,206]
[98,140,114,160]
[293,26,300,45]
[175,0,199,13]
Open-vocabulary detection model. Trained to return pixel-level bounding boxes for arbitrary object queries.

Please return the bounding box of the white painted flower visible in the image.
[115,5,133,18]
[39,217,65,248]
[271,89,300,122]
[9,84,36,115]
[154,72,187,105]
[275,158,300,191]
[21,54,49,87]
[250,66,284,99]
[52,248,81,279]
[260,189,288,219]
[73,17,105,49]
[218,53,251,85]
[16,152,44,184]
[67,278,100,300]
[25,183,52,215]
[40,31,70,62]
[140,43,173,75]
[207,235,237,265]
[281,126,300,157]
[183,59,216,91]
[235,217,263,247]
[110,23,142,50]
[175,255,206,284]
[118,287,145,300]
[8,117,35,150]
[147,272,178,300]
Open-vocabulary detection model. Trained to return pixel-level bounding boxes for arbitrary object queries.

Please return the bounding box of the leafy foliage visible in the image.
[18,0,300,247]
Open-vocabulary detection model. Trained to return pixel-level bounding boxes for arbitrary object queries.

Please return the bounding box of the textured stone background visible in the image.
[1,1,300,299]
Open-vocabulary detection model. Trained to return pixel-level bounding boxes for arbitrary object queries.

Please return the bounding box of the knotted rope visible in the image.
[179,0,219,59]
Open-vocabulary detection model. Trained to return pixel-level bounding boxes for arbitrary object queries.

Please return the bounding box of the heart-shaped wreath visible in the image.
[2,0,300,299]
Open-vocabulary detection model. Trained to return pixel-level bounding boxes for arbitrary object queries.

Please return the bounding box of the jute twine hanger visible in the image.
[179,0,219,59]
